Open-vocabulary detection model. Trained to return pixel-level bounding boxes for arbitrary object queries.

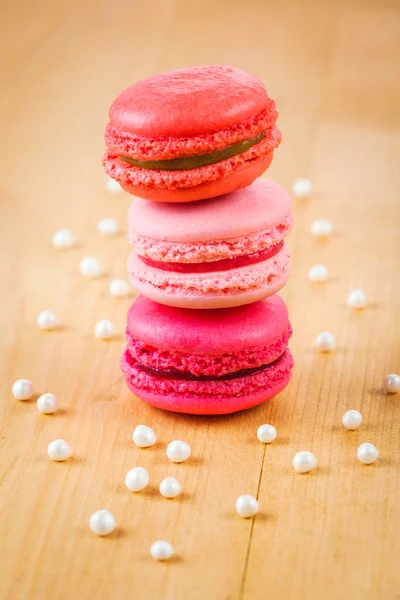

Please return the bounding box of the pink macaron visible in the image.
[128,178,293,309]
[103,65,280,202]
[121,295,294,415]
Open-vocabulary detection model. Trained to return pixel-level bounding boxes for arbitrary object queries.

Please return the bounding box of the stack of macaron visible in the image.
[104,65,294,415]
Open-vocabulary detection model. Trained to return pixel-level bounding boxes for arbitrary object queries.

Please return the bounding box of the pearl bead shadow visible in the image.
[114,484,194,503]
[83,333,125,342]
[47,242,82,251]
[291,465,327,476]
[247,436,289,446]
[70,270,110,280]
[138,553,183,564]
[367,387,389,397]
[77,522,127,540]
[220,510,271,522]
[17,393,40,405]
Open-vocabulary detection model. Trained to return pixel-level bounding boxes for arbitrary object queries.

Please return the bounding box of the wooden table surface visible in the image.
[1,1,399,599]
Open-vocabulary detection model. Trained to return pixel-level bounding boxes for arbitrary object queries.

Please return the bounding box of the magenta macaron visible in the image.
[128,178,293,309]
[121,295,294,415]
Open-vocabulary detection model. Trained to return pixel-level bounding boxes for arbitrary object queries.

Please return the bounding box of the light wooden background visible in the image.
[0,1,399,599]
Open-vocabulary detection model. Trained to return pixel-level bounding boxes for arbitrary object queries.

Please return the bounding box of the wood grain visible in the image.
[0,1,399,599]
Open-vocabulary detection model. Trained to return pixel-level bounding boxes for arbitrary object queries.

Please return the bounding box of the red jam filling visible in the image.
[138,240,284,273]
[136,352,285,382]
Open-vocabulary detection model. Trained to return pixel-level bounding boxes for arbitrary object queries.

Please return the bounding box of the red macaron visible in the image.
[121,295,293,415]
[104,65,281,202]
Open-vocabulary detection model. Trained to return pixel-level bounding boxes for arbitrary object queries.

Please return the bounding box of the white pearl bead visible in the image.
[257,424,277,444]
[89,510,116,536]
[293,451,317,473]
[308,264,328,283]
[150,540,173,561]
[125,467,149,492]
[79,256,102,278]
[12,379,33,400]
[37,309,58,330]
[48,439,71,461]
[357,442,379,465]
[166,440,191,463]
[292,177,312,197]
[94,319,114,340]
[37,393,58,414]
[311,219,333,239]
[52,228,75,249]
[342,409,362,430]
[97,217,118,236]
[315,331,335,352]
[106,177,123,194]
[235,495,259,518]
[384,373,400,393]
[159,477,181,499]
[132,425,156,448]
[347,289,367,310]
[109,278,130,298]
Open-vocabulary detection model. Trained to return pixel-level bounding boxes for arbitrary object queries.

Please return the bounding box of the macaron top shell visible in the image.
[127,295,289,356]
[129,179,292,243]
[109,65,268,138]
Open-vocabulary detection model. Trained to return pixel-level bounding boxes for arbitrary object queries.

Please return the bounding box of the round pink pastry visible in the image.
[121,295,294,415]
[103,65,281,202]
[128,178,293,309]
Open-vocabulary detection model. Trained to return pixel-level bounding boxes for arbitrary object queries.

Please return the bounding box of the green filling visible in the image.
[120,131,265,171]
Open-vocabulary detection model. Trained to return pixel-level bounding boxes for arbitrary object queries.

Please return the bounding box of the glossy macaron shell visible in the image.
[126,295,289,355]
[109,65,268,138]
[129,179,292,243]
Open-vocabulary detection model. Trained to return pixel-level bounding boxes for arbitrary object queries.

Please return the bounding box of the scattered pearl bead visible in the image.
[79,256,102,278]
[94,319,114,340]
[293,451,317,473]
[308,264,328,283]
[235,495,259,518]
[109,278,130,298]
[159,477,181,499]
[97,217,118,236]
[37,393,58,414]
[347,289,367,310]
[52,228,75,249]
[342,409,362,430]
[357,442,379,465]
[132,425,156,448]
[292,177,312,198]
[12,379,33,400]
[150,540,173,561]
[315,331,335,352]
[106,177,123,194]
[384,373,400,393]
[125,467,149,492]
[48,439,71,461]
[257,424,277,444]
[166,440,191,463]
[311,219,333,239]
[37,309,58,331]
[89,510,116,536]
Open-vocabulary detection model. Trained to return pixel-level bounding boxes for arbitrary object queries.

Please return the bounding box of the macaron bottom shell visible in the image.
[119,150,273,202]
[128,244,290,309]
[121,350,293,415]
